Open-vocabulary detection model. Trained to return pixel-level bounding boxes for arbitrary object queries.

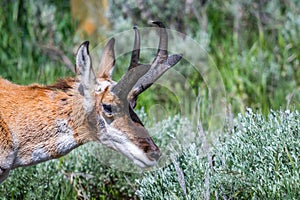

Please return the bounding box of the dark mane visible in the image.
[47,77,76,91]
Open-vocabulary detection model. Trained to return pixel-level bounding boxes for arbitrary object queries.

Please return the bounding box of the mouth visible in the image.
[113,140,159,168]
[99,126,160,168]
[132,152,159,168]
[132,158,157,168]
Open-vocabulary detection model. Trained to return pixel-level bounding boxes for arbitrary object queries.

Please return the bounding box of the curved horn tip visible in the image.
[107,38,115,45]
[151,21,166,28]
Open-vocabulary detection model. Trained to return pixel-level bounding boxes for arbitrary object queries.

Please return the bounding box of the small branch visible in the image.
[39,43,75,73]
[187,0,208,32]
[170,154,188,199]
[197,120,212,200]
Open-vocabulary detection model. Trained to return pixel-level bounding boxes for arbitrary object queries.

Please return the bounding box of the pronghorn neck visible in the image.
[0,77,98,168]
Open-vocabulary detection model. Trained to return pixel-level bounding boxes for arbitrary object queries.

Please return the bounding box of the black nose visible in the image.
[148,150,162,161]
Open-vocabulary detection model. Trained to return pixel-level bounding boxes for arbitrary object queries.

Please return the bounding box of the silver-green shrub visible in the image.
[136,109,300,199]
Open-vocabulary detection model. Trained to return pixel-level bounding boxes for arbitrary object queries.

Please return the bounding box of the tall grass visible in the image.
[0,0,74,85]
[1,0,299,113]
[0,0,300,199]
[109,0,300,114]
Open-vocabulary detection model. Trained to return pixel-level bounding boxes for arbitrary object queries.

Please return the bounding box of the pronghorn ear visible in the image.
[97,38,115,80]
[76,41,96,88]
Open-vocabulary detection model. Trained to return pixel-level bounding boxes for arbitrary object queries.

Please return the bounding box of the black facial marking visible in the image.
[78,84,84,96]
[97,115,106,129]
[129,106,144,126]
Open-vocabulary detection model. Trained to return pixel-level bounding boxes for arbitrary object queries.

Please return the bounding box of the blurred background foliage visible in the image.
[0,0,299,114]
[0,0,300,199]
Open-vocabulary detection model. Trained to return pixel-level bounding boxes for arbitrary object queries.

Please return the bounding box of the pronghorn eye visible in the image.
[102,104,113,114]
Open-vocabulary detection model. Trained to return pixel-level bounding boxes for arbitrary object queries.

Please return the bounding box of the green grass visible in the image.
[0,0,74,85]
[0,0,300,199]
[1,0,299,114]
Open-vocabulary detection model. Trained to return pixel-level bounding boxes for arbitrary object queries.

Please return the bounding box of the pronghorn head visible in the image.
[75,22,182,168]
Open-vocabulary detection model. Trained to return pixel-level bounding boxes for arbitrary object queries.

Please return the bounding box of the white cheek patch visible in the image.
[99,125,127,149]
[99,123,157,168]
[95,80,113,93]
[116,141,157,168]
[0,146,15,170]
[31,147,50,164]
[56,119,78,155]
[12,157,26,167]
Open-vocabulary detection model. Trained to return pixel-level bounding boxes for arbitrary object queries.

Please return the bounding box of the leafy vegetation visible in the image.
[0,143,139,199]
[1,110,299,199]
[0,0,299,199]
[137,110,300,199]
[110,0,300,114]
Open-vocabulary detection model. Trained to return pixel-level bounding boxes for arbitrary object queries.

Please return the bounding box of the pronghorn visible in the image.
[0,21,182,183]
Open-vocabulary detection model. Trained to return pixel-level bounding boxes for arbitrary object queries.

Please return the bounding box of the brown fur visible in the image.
[0,114,13,152]
[0,37,164,183]
[0,77,91,169]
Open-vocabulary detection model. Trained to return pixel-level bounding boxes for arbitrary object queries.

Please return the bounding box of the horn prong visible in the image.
[128,26,140,70]
[112,22,182,105]
[152,21,168,60]
[111,64,151,101]
[128,21,182,108]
